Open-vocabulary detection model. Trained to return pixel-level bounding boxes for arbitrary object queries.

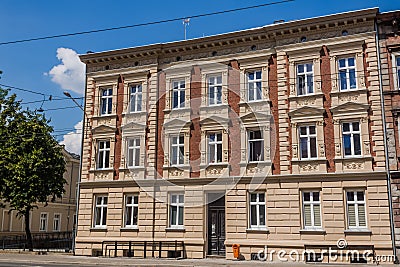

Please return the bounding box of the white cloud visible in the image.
[47,48,85,95]
[60,120,82,155]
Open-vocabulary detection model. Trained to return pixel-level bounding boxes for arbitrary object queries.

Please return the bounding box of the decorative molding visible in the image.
[344,161,364,170]
[299,163,319,172]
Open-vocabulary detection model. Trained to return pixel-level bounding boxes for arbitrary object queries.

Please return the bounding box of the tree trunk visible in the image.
[24,208,33,251]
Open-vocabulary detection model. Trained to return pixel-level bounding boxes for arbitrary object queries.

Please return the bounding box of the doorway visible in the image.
[207,194,225,256]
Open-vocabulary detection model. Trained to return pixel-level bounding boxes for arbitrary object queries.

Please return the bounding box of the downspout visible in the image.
[73,65,88,255]
[375,18,398,262]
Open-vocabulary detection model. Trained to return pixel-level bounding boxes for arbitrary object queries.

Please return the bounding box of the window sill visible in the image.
[165,227,185,232]
[200,162,229,168]
[163,107,191,113]
[299,228,326,234]
[334,156,372,161]
[90,227,108,232]
[288,92,324,99]
[163,165,191,170]
[120,227,139,232]
[93,114,117,119]
[331,87,367,95]
[292,158,327,163]
[239,161,272,166]
[239,99,270,106]
[344,228,372,235]
[123,111,147,116]
[120,166,145,171]
[246,228,270,234]
[90,168,113,172]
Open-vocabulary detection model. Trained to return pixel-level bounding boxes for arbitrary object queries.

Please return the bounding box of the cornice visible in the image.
[79,171,386,189]
[80,8,377,70]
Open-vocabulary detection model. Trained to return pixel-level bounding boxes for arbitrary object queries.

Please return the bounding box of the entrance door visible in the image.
[207,194,225,256]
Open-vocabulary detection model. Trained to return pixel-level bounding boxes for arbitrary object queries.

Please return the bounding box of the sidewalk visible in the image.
[0,252,392,266]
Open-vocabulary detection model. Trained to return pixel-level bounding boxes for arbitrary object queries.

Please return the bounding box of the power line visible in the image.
[0,0,294,46]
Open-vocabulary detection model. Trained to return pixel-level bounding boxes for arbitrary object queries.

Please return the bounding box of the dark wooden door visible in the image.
[207,195,225,256]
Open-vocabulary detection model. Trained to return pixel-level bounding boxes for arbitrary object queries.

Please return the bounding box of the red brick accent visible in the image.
[285,55,292,173]
[113,75,124,180]
[157,72,166,178]
[190,66,202,177]
[320,46,335,172]
[268,55,280,175]
[228,60,241,176]
[87,79,96,172]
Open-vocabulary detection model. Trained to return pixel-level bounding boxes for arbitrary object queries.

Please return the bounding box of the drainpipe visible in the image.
[375,18,398,262]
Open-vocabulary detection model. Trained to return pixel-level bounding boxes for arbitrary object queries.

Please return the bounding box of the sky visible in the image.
[0,0,398,154]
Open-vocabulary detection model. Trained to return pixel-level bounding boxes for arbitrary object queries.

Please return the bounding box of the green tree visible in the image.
[0,87,66,251]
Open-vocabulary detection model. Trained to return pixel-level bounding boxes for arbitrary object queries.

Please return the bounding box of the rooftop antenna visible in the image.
[183,18,190,40]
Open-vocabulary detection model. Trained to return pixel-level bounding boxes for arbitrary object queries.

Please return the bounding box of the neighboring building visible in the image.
[76,8,394,262]
[377,10,400,258]
[0,148,79,234]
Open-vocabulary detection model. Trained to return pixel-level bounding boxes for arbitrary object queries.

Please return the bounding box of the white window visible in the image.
[208,75,222,105]
[53,213,61,232]
[94,196,108,228]
[124,195,138,228]
[39,213,48,232]
[100,88,113,115]
[247,70,262,101]
[97,140,110,169]
[130,84,142,112]
[171,135,184,166]
[249,193,266,229]
[248,130,264,162]
[127,138,140,167]
[208,133,222,163]
[342,122,361,157]
[346,191,367,228]
[299,125,317,159]
[172,80,185,109]
[396,56,400,90]
[302,192,322,228]
[338,57,357,90]
[169,194,184,228]
[297,63,314,95]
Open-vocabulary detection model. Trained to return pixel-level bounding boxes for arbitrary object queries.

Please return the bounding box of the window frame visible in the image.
[129,84,143,113]
[299,125,318,160]
[249,192,267,229]
[247,70,263,102]
[302,191,322,229]
[346,190,367,229]
[207,75,223,106]
[342,121,362,157]
[169,193,184,228]
[100,88,113,115]
[338,57,357,91]
[93,195,108,228]
[97,140,111,170]
[53,213,61,232]
[170,135,185,166]
[39,212,48,232]
[171,80,186,109]
[248,130,264,162]
[126,138,141,168]
[296,62,314,95]
[208,132,223,164]
[124,194,139,228]
[396,56,400,90]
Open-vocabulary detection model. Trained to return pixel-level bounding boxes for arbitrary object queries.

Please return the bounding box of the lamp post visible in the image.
[63,90,86,255]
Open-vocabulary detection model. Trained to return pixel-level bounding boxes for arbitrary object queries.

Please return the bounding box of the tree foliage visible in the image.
[0,87,66,250]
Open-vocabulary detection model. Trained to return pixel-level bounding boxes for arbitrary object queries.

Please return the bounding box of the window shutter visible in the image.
[358,204,366,227]
[313,204,321,227]
[304,204,312,227]
[348,204,356,227]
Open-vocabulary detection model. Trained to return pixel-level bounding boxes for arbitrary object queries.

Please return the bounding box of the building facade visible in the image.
[377,10,400,258]
[0,148,79,234]
[76,8,394,262]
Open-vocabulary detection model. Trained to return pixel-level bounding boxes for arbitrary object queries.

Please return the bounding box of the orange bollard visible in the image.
[232,244,240,259]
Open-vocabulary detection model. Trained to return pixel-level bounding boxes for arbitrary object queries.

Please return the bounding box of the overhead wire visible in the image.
[0,0,295,46]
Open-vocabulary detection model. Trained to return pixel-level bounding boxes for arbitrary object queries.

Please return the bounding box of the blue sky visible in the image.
[0,0,398,154]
